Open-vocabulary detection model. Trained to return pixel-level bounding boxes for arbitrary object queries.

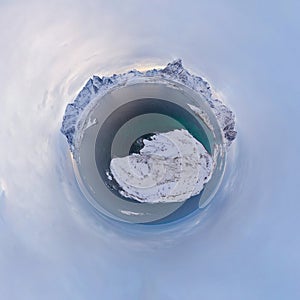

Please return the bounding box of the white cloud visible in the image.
[0,0,299,299]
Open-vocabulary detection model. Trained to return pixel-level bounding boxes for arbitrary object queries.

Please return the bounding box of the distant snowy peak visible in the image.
[61,59,236,155]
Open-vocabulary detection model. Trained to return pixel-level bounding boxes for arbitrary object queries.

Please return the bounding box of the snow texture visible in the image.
[110,129,213,203]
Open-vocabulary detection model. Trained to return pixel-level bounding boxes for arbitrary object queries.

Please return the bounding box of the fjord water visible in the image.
[0,1,299,299]
[76,82,224,223]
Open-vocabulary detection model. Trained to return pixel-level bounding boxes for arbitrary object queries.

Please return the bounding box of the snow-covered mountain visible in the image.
[61,59,237,157]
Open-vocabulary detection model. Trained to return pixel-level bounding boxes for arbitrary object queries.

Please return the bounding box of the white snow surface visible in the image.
[61,59,236,160]
[110,129,213,203]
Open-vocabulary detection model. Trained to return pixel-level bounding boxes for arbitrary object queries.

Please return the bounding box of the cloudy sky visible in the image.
[0,0,299,299]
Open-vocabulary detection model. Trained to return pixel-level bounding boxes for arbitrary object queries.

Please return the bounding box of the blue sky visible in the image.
[0,0,299,299]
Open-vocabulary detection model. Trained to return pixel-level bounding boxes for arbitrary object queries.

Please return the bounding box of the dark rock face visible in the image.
[225,130,237,141]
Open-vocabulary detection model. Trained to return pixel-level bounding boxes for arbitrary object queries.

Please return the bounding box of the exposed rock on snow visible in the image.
[110,129,213,203]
